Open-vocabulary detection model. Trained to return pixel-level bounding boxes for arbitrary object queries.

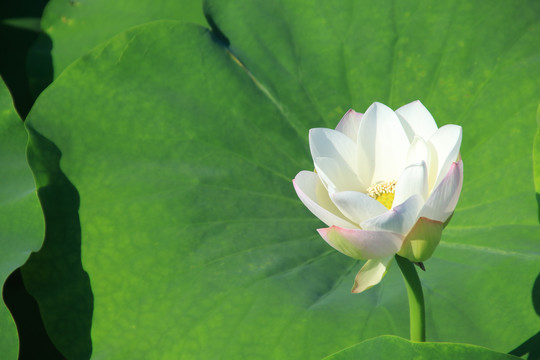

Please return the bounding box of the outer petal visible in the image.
[335,109,363,140]
[351,256,393,293]
[428,124,462,190]
[331,191,388,225]
[357,102,410,184]
[419,160,463,222]
[293,171,355,228]
[393,161,428,208]
[398,217,444,262]
[360,195,422,236]
[314,156,366,194]
[309,128,357,176]
[317,226,403,260]
[395,100,438,141]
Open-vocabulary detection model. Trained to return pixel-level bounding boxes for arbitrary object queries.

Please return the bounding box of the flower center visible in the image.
[367,180,397,210]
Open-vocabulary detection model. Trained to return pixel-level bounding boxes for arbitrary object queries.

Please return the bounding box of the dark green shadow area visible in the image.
[1,1,61,357]
[509,272,540,360]
[203,7,230,47]
[26,33,53,104]
[0,0,52,118]
[3,270,65,359]
[20,126,93,360]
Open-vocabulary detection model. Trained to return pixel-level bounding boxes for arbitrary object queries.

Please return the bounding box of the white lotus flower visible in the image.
[293,101,463,293]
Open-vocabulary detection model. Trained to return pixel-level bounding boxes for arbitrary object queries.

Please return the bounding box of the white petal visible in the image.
[406,136,430,166]
[309,128,357,176]
[317,226,402,259]
[360,195,423,236]
[293,171,355,228]
[331,191,388,224]
[335,109,363,140]
[351,256,393,293]
[428,124,462,190]
[393,161,428,208]
[358,102,410,184]
[395,100,438,141]
[356,145,372,189]
[315,173,345,218]
[314,157,366,194]
[419,160,463,222]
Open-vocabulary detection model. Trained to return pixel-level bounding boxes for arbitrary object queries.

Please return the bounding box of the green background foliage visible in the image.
[1,0,539,359]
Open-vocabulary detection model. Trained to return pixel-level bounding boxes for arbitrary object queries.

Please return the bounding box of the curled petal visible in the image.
[293,171,354,228]
[331,191,388,225]
[428,124,462,190]
[314,157,366,194]
[335,109,363,140]
[393,161,428,208]
[352,256,393,293]
[406,136,431,167]
[309,128,357,177]
[360,195,423,236]
[398,217,444,262]
[396,100,438,141]
[317,226,403,260]
[419,160,463,222]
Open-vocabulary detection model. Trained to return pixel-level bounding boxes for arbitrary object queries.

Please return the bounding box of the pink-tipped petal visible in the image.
[293,171,355,228]
[395,100,438,141]
[428,124,462,190]
[358,102,410,184]
[398,217,444,262]
[360,195,423,236]
[317,226,402,260]
[335,109,363,140]
[351,256,393,293]
[419,160,463,222]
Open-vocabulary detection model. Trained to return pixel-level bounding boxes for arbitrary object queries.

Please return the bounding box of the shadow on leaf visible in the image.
[20,127,93,360]
[509,271,540,359]
[0,0,52,118]
[3,269,65,359]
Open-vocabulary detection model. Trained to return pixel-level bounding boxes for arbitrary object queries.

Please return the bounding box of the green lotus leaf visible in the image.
[25,0,539,358]
[38,0,206,75]
[322,336,519,360]
[0,80,44,359]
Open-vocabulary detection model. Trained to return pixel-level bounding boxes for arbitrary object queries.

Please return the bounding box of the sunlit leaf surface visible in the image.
[322,336,519,360]
[25,0,539,358]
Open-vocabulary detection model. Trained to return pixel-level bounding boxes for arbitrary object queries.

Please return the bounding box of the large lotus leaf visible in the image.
[206,0,540,348]
[25,0,539,358]
[39,0,206,75]
[322,336,519,360]
[0,80,44,358]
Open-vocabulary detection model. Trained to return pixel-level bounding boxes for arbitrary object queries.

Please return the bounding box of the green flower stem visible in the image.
[395,254,426,342]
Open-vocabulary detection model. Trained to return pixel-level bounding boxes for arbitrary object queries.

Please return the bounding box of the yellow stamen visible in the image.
[367,180,397,210]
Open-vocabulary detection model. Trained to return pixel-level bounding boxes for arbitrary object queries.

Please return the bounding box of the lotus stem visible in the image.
[395,254,426,342]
